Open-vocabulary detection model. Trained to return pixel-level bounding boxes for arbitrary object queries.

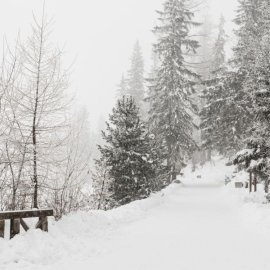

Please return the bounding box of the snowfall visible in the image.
[1,157,270,270]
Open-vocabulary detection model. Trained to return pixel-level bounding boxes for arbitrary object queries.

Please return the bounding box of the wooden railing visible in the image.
[0,209,54,239]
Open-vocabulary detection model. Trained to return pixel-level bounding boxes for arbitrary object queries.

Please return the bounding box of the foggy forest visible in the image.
[0,0,270,269]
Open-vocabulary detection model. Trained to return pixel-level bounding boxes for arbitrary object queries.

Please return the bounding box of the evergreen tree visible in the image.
[127,41,145,105]
[233,1,270,192]
[201,1,264,156]
[248,1,270,136]
[200,15,230,155]
[97,97,155,206]
[191,11,215,166]
[201,71,244,155]
[230,0,267,153]
[148,0,199,181]
[223,0,263,154]
[233,0,262,72]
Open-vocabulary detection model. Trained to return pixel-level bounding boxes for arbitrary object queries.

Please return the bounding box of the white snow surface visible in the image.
[1,157,270,270]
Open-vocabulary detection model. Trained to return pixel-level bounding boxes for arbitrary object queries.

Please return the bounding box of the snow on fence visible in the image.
[0,209,53,239]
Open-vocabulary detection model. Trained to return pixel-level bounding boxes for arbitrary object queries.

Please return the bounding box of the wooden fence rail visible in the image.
[0,209,54,239]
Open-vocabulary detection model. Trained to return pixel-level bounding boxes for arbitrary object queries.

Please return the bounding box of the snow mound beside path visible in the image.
[0,183,179,269]
[2,157,270,270]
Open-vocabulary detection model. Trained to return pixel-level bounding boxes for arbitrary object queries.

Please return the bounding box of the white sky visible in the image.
[0,0,238,129]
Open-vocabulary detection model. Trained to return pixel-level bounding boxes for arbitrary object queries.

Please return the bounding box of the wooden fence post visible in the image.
[0,209,53,239]
[254,173,257,192]
[0,220,4,238]
[36,216,48,232]
[265,180,269,194]
[10,218,20,239]
[249,172,252,193]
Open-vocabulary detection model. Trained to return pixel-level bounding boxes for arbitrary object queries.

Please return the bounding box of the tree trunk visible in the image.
[265,179,269,194]
[32,18,43,209]
[254,173,257,193]
[249,172,252,193]
[33,119,38,208]
[171,165,177,182]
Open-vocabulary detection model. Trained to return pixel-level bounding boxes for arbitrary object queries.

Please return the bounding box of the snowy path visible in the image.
[1,161,270,270]
[76,182,269,270]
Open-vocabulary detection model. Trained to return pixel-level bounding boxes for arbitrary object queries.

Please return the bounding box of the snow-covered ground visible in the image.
[1,157,270,270]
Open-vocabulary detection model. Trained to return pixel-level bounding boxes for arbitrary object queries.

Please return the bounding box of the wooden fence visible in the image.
[0,209,54,239]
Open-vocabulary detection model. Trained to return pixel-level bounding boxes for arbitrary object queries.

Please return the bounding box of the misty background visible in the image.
[0,0,237,129]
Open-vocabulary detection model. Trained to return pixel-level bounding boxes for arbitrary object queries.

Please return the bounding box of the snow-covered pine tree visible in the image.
[253,4,270,131]
[191,10,215,166]
[230,0,266,139]
[127,41,145,106]
[97,96,155,206]
[148,0,199,181]
[201,0,265,157]
[223,0,265,155]
[233,0,262,72]
[233,1,270,192]
[200,15,230,155]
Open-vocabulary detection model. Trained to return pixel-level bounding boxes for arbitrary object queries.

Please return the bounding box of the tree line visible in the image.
[93,0,270,208]
[201,0,270,192]
[92,0,205,209]
[3,0,268,216]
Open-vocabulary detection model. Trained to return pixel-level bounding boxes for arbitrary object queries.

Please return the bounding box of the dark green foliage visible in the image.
[98,97,155,206]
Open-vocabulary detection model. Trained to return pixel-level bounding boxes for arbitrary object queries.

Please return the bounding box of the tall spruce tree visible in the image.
[229,0,266,155]
[192,11,215,166]
[201,1,264,156]
[148,0,199,181]
[222,0,262,154]
[200,15,230,155]
[127,41,145,106]
[233,1,270,191]
[97,96,155,206]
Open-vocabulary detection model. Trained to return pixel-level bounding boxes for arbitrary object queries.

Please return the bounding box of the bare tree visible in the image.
[0,6,92,215]
[0,37,31,210]
[48,109,92,219]
[16,7,70,208]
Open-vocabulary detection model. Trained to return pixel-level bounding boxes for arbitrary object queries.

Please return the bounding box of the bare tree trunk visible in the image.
[32,125,38,208]
[32,8,44,209]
